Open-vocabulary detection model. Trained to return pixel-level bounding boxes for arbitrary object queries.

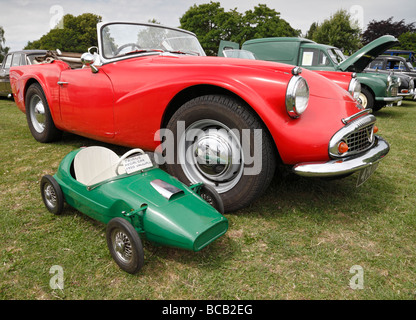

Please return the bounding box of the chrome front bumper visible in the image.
[292,136,390,178]
[376,96,402,102]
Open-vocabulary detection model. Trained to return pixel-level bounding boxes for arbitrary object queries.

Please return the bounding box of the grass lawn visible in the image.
[1,97,415,300]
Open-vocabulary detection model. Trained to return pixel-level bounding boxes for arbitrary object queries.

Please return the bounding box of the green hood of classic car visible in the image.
[338,35,399,72]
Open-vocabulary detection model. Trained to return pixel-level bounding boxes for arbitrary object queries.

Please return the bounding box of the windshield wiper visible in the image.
[167,50,200,56]
[121,49,164,56]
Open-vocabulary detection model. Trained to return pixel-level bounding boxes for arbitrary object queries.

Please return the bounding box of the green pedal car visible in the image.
[40,146,228,274]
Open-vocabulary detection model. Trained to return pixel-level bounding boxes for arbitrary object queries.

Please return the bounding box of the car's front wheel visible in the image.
[358,87,374,110]
[106,218,144,274]
[165,95,276,212]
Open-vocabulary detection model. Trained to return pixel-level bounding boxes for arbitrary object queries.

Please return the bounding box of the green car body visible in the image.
[41,147,228,273]
[220,35,402,110]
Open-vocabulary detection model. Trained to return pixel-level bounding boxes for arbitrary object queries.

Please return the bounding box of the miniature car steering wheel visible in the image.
[115,148,146,175]
[115,43,141,55]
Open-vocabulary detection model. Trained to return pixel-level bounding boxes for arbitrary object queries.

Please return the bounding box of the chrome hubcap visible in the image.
[358,93,368,108]
[30,95,46,133]
[113,230,133,263]
[44,183,57,208]
[179,119,244,193]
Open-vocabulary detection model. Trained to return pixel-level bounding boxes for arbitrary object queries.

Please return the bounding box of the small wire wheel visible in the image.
[106,218,144,274]
[40,175,64,215]
[199,184,225,214]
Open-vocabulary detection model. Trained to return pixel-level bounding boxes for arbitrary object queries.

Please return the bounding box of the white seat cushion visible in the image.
[74,146,120,185]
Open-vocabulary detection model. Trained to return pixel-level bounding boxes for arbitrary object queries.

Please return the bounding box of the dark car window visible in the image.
[368,60,384,69]
[3,54,13,68]
[386,60,406,71]
[26,54,40,65]
[11,54,22,67]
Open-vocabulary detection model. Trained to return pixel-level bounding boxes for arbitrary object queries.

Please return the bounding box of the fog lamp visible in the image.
[338,141,349,154]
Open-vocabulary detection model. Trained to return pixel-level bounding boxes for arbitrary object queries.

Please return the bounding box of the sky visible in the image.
[1,0,415,51]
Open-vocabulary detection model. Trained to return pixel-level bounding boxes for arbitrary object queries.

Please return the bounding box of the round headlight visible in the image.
[286,76,309,118]
[348,78,361,101]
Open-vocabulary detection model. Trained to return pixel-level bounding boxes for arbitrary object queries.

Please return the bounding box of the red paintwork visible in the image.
[10,54,362,165]
[314,70,354,92]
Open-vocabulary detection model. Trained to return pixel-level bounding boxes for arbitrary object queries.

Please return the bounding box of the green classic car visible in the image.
[220,35,402,111]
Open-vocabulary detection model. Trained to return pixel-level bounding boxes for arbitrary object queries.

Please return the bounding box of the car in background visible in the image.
[220,36,402,111]
[0,50,47,98]
[366,55,416,99]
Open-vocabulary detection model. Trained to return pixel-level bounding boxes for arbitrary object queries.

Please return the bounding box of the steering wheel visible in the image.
[114,43,142,56]
[115,148,146,175]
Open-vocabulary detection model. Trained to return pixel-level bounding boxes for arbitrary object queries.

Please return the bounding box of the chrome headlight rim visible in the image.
[286,73,309,118]
[348,77,361,101]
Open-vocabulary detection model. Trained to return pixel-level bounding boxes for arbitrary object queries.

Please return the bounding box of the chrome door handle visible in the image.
[57,81,69,86]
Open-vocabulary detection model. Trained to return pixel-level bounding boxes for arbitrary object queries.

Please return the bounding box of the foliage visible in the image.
[179,1,300,56]
[308,9,362,55]
[362,17,416,45]
[397,32,416,52]
[305,22,318,40]
[0,26,10,62]
[24,13,102,53]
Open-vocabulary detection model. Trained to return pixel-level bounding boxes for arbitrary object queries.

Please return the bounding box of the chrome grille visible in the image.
[329,113,377,158]
[345,125,374,153]
[391,86,398,96]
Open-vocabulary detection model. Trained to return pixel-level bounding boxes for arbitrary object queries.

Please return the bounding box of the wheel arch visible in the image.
[23,78,42,111]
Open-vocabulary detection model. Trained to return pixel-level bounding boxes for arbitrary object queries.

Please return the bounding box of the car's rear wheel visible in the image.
[106,218,144,274]
[26,83,62,143]
[166,95,276,212]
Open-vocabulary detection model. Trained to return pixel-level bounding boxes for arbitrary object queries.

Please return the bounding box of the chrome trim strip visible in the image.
[292,136,389,178]
[376,96,403,102]
[341,109,372,125]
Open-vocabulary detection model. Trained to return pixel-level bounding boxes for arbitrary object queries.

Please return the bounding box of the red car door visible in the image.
[59,68,115,140]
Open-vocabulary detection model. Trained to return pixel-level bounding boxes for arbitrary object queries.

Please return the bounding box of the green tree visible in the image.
[398,32,416,52]
[179,1,226,55]
[0,26,10,62]
[305,22,318,40]
[312,9,362,55]
[362,17,415,45]
[241,4,300,42]
[179,2,300,55]
[24,13,102,52]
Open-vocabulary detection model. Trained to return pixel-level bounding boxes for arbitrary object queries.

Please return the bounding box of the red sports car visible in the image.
[10,22,389,212]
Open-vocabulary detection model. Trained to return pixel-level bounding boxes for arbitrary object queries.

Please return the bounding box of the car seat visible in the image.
[73,146,122,185]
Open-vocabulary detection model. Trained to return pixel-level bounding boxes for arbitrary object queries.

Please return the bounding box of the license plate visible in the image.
[356,163,378,187]
[123,154,153,174]
[397,100,402,106]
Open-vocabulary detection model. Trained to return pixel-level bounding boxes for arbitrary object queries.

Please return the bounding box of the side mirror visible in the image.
[81,52,99,73]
